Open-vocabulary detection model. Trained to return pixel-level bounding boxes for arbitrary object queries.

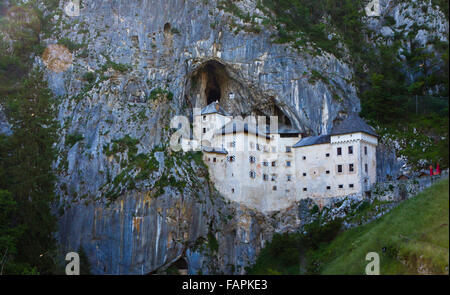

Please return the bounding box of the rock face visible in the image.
[33,0,447,274]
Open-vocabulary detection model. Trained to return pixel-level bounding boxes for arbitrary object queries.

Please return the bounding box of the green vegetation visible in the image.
[101,56,131,73]
[0,1,60,274]
[252,0,449,171]
[66,132,84,148]
[247,218,342,274]
[248,178,449,275]
[148,87,174,102]
[57,37,85,52]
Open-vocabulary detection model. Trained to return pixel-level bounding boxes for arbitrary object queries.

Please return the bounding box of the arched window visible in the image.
[249,171,256,179]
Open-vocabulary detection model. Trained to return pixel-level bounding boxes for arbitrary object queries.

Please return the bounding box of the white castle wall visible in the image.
[184,112,378,213]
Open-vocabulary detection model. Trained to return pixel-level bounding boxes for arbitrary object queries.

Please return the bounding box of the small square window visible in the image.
[263,161,269,167]
[203,128,206,134]
[338,184,343,189]
[302,156,306,160]
[272,186,277,191]
[326,186,331,190]
[203,116,206,121]
[364,146,368,155]
[231,188,235,193]
[286,161,291,167]
[326,153,330,157]
[337,147,342,156]
[303,188,307,192]
[348,146,353,154]
[263,174,268,181]
[287,175,292,182]
[303,172,307,177]
[271,161,276,167]
[286,146,292,153]
[349,184,354,188]
[271,174,277,181]
[337,165,343,173]
[213,158,216,162]
[326,170,330,174]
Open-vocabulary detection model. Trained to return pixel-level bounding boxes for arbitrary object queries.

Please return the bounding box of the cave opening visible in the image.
[205,64,221,105]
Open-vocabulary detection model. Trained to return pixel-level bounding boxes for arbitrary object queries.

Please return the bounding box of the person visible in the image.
[436,163,441,175]
[429,165,434,176]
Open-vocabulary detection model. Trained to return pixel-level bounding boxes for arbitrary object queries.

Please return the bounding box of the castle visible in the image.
[181,101,378,212]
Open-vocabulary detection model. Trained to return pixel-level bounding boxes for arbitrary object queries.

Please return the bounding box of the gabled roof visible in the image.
[215,120,271,139]
[331,113,378,137]
[202,146,228,155]
[293,135,331,148]
[201,101,230,116]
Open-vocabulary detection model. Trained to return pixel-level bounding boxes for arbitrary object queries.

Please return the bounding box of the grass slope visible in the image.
[312,178,449,275]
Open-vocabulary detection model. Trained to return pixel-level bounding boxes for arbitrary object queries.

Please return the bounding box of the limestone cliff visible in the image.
[21,0,446,274]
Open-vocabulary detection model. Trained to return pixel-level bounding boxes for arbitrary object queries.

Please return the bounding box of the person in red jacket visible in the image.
[436,163,441,175]
[430,165,434,176]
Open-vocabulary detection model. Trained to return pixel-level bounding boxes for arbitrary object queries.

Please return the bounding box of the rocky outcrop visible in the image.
[27,0,447,274]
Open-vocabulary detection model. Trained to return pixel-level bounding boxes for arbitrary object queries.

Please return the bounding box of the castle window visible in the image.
[349,164,354,172]
[207,158,210,161]
[349,184,354,188]
[326,186,331,190]
[227,155,235,162]
[232,188,235,193]
[348,146,353,154]
[364,146,368,155]
[256,143,261,151]
[286,161,291,167]
[249,171,256,179]
[287,175,292,182]
[302,156,306,160]
[213,158,216,162]
[365,164,368,173]
[263,174,269,181]
[271,174,277,181]
[303,188,307,192]
[326,170,330,174]
[326,153,330,157]
[271,161,276,167]
[303,172,307,177]
[337,165,343,173]
[263,161,269,167]
[286,146,292,153]
[338,184,343,189]
[272,186,277,191]
[249,156,256,163]
[203,128,206,134]
[203,115,206,121]
[337,147,342,156]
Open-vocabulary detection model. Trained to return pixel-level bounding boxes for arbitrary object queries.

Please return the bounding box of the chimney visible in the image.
[215,101,220,112]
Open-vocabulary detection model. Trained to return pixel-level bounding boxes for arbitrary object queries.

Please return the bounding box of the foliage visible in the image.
[308,179,449,274]
[66,132,84,148]
[247,218,342,274]
[0,70,59,274]
[0,1,59,274]
[148,87,174,102]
